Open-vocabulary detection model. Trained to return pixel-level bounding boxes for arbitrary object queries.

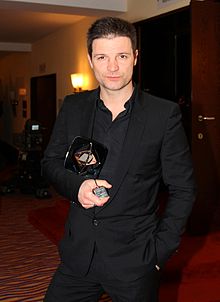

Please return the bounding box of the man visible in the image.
[42,16,196,302]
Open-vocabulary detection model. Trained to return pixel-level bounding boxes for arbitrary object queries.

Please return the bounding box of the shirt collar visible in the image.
[97,84,137,115]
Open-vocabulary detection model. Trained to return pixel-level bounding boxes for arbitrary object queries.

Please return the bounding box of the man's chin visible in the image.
[102,80,132,91]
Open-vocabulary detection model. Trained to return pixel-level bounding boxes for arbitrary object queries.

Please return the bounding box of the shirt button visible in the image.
[93,219,99,226]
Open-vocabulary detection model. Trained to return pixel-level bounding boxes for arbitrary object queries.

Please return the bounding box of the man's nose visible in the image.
[107,58,119,71]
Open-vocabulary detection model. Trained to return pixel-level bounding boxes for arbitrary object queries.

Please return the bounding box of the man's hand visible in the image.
[78,179,112,209]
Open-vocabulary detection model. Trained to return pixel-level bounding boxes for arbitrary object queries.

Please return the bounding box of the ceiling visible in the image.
[0,10,84,44]
[0,0,126,59]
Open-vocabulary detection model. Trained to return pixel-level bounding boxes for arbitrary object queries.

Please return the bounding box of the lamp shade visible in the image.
[70,73,83,90]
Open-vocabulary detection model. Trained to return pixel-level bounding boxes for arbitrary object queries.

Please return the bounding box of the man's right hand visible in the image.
[78,179,112,209]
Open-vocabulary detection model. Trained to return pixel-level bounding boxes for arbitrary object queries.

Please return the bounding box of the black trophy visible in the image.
[64,136,109,198]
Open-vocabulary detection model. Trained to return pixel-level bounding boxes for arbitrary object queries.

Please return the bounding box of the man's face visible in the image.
[88,36,138,92]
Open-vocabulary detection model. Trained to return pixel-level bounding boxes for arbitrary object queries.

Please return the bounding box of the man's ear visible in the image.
[134,49,138,66]
[87,54,93,69]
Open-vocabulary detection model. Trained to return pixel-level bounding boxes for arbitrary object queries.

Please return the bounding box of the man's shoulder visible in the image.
[141,91,177,109]
[138,91,180,121]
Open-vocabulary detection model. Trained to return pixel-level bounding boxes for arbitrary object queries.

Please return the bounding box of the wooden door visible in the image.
[189,0,220,234]
[31,74,56,151]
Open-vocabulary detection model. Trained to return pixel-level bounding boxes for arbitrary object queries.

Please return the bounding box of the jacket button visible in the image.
[93,219,99,226]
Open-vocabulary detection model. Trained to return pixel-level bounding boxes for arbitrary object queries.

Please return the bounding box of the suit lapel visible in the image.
[80,89,99,138]
[77,89,99,218]
[95,90,149,214]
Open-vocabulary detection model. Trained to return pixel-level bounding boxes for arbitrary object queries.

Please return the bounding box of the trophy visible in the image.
[64,136,109,198]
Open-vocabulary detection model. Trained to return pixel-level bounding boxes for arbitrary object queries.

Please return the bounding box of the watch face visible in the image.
[64,136,108,177]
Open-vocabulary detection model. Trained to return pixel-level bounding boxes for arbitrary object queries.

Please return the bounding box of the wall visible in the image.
[31,16,98,103]
[0,53,31,144]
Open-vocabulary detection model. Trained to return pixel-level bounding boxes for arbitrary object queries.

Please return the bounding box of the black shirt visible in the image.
[92,87,136,183]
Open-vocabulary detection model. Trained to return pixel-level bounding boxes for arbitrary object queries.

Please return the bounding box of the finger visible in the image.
[78,179,111,208]
[82,203,95,209]
[82,193,109,208]
[81,191,101,208]
[91,194,110,207]
[94,179,112,189]
[80,193,95,209]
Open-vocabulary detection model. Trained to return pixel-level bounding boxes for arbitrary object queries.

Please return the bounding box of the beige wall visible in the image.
[31,16,98,103]
[0,53,31,144]
[0,17,98,143]
[0,1,190,144]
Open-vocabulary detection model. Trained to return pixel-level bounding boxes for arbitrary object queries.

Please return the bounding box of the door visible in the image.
[31,74,56,151]
[134,9,192,142]
[189,0,220,234]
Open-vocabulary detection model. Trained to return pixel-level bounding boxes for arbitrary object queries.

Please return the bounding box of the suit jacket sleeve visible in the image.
[155,103,196,268]
[41,96,85,202]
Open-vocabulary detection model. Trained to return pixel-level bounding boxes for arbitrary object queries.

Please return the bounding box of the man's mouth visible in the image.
[106,75,120,80]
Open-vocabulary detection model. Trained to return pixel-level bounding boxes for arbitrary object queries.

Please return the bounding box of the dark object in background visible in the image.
[0,140,19,168]
[0,119,51,198]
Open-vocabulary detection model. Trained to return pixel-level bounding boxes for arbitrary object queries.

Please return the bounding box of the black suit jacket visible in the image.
[42,87,196,281]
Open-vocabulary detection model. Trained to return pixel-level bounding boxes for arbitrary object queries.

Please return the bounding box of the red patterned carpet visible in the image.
[0,193,59,301]
[0,191,111,302]
[1,187,220,301]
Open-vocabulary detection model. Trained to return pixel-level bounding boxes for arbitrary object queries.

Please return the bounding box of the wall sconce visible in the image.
[10,88,27,118]
[18,88,27,118]
[70,73,84,93]
[18,88,27,97]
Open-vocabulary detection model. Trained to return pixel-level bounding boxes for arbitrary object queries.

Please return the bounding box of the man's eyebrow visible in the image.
[93,52,131,56]
[117,52,131,55]
[93,53,105,57]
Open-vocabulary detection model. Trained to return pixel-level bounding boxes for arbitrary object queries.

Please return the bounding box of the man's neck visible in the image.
[100,85,134,120]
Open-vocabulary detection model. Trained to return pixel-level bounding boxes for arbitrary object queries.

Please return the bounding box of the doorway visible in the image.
[134,8,191,142]
[134,2,220,234]
[30,74,56,151]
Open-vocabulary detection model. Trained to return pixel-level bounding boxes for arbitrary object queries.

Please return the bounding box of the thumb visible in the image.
[95,179,112,189]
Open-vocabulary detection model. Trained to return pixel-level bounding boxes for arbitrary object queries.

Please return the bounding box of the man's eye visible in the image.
[119,54,128,59]
[97,56,106,60]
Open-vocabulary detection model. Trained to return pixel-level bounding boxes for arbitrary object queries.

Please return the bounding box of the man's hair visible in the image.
[87,16,137,58]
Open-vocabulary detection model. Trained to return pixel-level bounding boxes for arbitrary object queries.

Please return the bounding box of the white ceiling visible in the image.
[0,0,127,58]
